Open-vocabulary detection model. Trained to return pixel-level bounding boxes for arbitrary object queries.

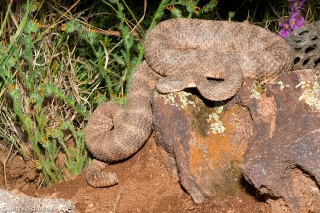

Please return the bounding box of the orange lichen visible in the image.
[220,105,249,166]
[188,104,251,195]
[189,129,232,170]
[189,143,204,167]
[189,104,249,174]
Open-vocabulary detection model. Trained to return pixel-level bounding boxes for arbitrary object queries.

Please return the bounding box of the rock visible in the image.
[152,88,254,204]
[240,69,320,213]
[0,188,76,212]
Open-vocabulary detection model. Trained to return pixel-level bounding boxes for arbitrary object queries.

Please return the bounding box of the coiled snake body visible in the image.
[85,18,293,187]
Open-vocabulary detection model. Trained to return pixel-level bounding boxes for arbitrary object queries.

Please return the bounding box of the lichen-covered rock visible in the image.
[240,69,320,213]
[152,88,253,204]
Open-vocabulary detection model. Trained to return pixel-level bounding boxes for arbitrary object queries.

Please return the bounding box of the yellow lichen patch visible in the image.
[155,90,207,110]
[250,81,264,100]
[190,100,225,136]
[277,80,290,90]
[297,78,320,111]
[154,91,179,107]
[206,112,226,134]
[178,91,196,109]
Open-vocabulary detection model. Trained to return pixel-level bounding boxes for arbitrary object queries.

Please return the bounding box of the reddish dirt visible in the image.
[0,135,272,213]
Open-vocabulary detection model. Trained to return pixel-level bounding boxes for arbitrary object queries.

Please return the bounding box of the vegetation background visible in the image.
[0,0,318,187]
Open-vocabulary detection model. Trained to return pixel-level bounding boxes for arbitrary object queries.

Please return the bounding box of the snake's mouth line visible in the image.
[206,77,225,85]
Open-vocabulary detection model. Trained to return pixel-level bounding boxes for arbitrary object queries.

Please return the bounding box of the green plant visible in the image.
[0,0,90,186]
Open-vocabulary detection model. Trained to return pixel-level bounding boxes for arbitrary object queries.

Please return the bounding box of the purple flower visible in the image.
[278,19,286,27]
[289,13,305,30]
[296,0,306,9]
[279,23,292,38]
[278,0,306,38]
[288,0,306,12]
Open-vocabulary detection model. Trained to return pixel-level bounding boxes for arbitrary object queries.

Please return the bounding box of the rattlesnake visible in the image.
[85,18,293,187]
